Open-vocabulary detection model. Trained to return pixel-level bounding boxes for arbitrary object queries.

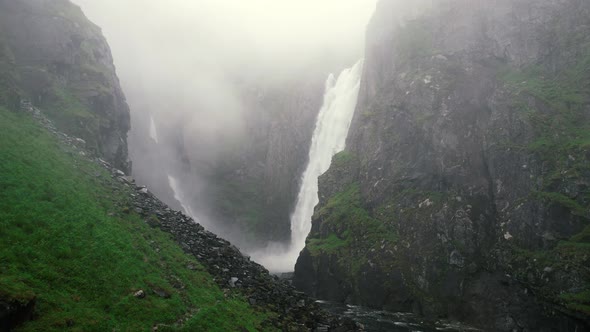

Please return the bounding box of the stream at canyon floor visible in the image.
[317,300,480,332]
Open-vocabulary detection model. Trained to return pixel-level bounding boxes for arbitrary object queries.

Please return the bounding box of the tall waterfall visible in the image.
[251,59,363,272]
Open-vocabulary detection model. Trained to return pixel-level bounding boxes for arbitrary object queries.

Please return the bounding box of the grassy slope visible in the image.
[0,106,273,331]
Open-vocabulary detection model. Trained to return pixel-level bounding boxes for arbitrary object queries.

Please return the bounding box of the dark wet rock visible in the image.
[295,0,590,331]
[0,0,131,172]
[0,297,36,331]
[228,277,239,288]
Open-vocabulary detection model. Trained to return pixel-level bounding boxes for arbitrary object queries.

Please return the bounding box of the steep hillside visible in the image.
[0,0,130,171]
[0,105,272,331]
[295,0,590,330]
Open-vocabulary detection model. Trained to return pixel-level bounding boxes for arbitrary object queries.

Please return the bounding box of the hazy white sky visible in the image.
[72,0,378,129]
[73,0,378,75]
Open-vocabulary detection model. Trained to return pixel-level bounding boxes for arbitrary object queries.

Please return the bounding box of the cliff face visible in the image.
[206,76,326,245]
[295,0,590,330]
[0,0,130,171]
[129,72,325,248]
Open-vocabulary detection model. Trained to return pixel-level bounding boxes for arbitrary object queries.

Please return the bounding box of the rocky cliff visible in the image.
[295,0,590,330]
[207,75,327,245]
[0,0,130,171]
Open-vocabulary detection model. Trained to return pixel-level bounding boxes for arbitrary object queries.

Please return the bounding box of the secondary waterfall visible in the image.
[251,59,363,272]
[149,115,159,143]
[167,174,196,219]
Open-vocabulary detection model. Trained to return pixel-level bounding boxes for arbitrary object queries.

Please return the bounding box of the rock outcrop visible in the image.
[0,0,130,171]
[0,297,36,332]
[295,0,590,330]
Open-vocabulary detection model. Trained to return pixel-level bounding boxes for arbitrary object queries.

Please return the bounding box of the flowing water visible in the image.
[318,301,480,332]
[167,174,196,219]
[149,114,159,143]
[251,60,364,272]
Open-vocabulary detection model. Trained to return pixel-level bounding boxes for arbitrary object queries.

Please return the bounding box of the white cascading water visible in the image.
[251,59,364,272]
[149,115,159,143]
[167,174,197,219]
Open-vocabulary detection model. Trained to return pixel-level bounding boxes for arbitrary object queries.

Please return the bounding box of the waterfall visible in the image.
[149,115,159,143]
[167,174,196,219]
[290,59,363,253]
[251,59,363,272]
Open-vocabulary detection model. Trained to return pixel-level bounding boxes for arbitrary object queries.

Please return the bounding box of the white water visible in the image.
[167,174,197,219]
[149,115,159,143]
[251,59,363,272]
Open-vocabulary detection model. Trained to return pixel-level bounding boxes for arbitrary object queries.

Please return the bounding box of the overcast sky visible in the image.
[72,0,378,142]
[73,0,377,80]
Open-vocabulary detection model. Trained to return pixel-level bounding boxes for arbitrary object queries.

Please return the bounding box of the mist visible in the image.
[73,0,377,84]
[71,0,377,267]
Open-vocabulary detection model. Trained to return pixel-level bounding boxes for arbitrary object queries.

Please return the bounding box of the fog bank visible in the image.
[72,0,377,260]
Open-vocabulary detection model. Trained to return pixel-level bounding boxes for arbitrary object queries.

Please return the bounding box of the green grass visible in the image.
[0,106,272,331]
[40,86,102,150]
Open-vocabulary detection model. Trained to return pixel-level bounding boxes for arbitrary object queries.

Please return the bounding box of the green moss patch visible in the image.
[331,151,356,168]
[499,47,590,222]
[307,184,399,276]
[307,234,349,256]
[560,290,590,315]
[505,228,590,317]
[533,191,588,218]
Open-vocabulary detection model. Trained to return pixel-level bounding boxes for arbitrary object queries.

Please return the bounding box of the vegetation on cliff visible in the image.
[495,46,590,319]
